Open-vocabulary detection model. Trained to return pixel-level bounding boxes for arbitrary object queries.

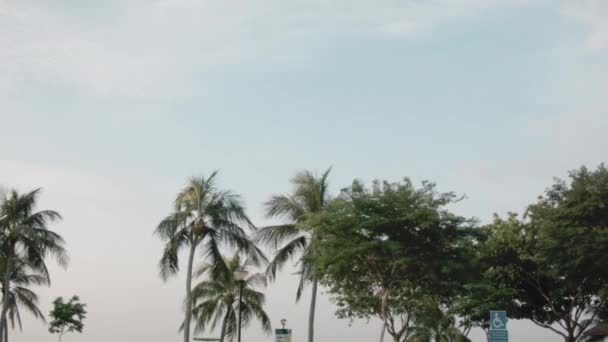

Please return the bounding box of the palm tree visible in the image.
[189,255,271,342]
[0,257,47,342]
[407,300,469,342]
[0,189,67,342]
[155,172,264,342]
[256,168,331,342]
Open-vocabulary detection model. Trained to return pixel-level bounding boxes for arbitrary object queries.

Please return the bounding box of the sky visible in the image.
[1,0,607,341]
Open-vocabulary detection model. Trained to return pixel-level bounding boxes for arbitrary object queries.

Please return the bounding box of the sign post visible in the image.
[489,311,508,342]
[275,329,292,342]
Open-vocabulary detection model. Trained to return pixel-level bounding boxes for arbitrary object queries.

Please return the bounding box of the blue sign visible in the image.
[489,311,508,342]
[490,330,508,342]
[490,311,507,330]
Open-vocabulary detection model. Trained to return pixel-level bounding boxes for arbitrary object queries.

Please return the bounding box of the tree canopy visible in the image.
[189,255,271,342]
[0,189,67,342]
[474,165,608,341]
[308,178,476,342]
[48,295,87,342]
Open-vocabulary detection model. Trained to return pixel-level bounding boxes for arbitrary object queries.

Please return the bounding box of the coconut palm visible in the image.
[255,168,331,342]
[0,257,47,342]
[155,172,264,342]
[407,300,469,342]
[0,189,67,342]
[189,255,271,342]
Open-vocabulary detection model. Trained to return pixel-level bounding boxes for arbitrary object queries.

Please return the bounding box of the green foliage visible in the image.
[256,168,332,290]
[0,256,47,339]
[452,281,518,335]
[0,189,68,342]
[156,172,264,281]
[450,223,521,336]
[189,255,271,342]
[48,296,86,340]
[155,172,264,342]
[478,165,608,341]
[407,298,468,342]
[309,178,476,341]
[256,168,332,342]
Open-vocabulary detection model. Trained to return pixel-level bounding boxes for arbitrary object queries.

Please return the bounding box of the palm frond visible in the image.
[295,261,313,302]
[13,286,45,322]
[248,301,272,334]
[216,227,267,267]
[255,224,300,249]
[189,252,272,342]
[264,195,305,220]
[158,227,190,280]
[202,231,230,281]
[267,235,308,282]
[155,212,189,240]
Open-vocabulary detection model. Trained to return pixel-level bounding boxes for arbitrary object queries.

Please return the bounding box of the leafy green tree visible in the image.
[48,296,87,342]
[452,282,517,342]
[449,226,520,342]
[483,165,608,342]
[325,277,422,342]
[189,255,271,342]
[309,178,475,342]
[255,168,331,342]
[155,172,264,342]
[0,189,68,342]
[0,257,47,342]
[407,298,470,342]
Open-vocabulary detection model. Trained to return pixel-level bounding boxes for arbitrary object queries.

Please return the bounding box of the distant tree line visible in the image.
[2,163,606,342]
[157,164,608,342]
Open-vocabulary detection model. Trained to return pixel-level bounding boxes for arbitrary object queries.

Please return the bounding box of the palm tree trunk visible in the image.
[184,241,198,342]
[0,265,12,342]
[2,318,6,342]
[308,278,318,342]
[219,310,229,342]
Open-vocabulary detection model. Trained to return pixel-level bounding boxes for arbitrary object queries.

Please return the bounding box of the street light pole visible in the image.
[238,279,243,342]
[234,270,248,342]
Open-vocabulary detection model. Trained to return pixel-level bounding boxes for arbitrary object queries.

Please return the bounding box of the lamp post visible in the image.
[281,319,287,330]
[234,270,248,342]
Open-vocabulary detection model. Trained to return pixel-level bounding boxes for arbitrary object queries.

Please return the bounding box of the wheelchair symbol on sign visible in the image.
[492,313,506,329]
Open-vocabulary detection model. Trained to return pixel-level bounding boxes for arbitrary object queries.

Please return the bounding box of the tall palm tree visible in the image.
[189,255,271,342]
[0,189,67,342]
[256,168,331,342]
[155,172,264,342]
[0,257,47,342]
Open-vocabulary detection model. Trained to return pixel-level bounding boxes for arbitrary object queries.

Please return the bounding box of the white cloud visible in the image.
[562,0,608,50]
[0,159,124,202]
[0,0,538,98]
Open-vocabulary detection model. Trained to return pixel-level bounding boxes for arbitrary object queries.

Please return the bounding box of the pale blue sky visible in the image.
[1,0,607,341]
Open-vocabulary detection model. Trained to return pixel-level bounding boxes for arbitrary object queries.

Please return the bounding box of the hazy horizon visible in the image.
[1,0,607,341]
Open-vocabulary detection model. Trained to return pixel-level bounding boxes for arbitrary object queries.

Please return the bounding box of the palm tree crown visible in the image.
[0,189,68,342]
[256,168,331,292]
[0,258,47,342]
[255,168,331,342]
[155,172,264,342]
[190,255,271,342]
[407,299,469,342]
